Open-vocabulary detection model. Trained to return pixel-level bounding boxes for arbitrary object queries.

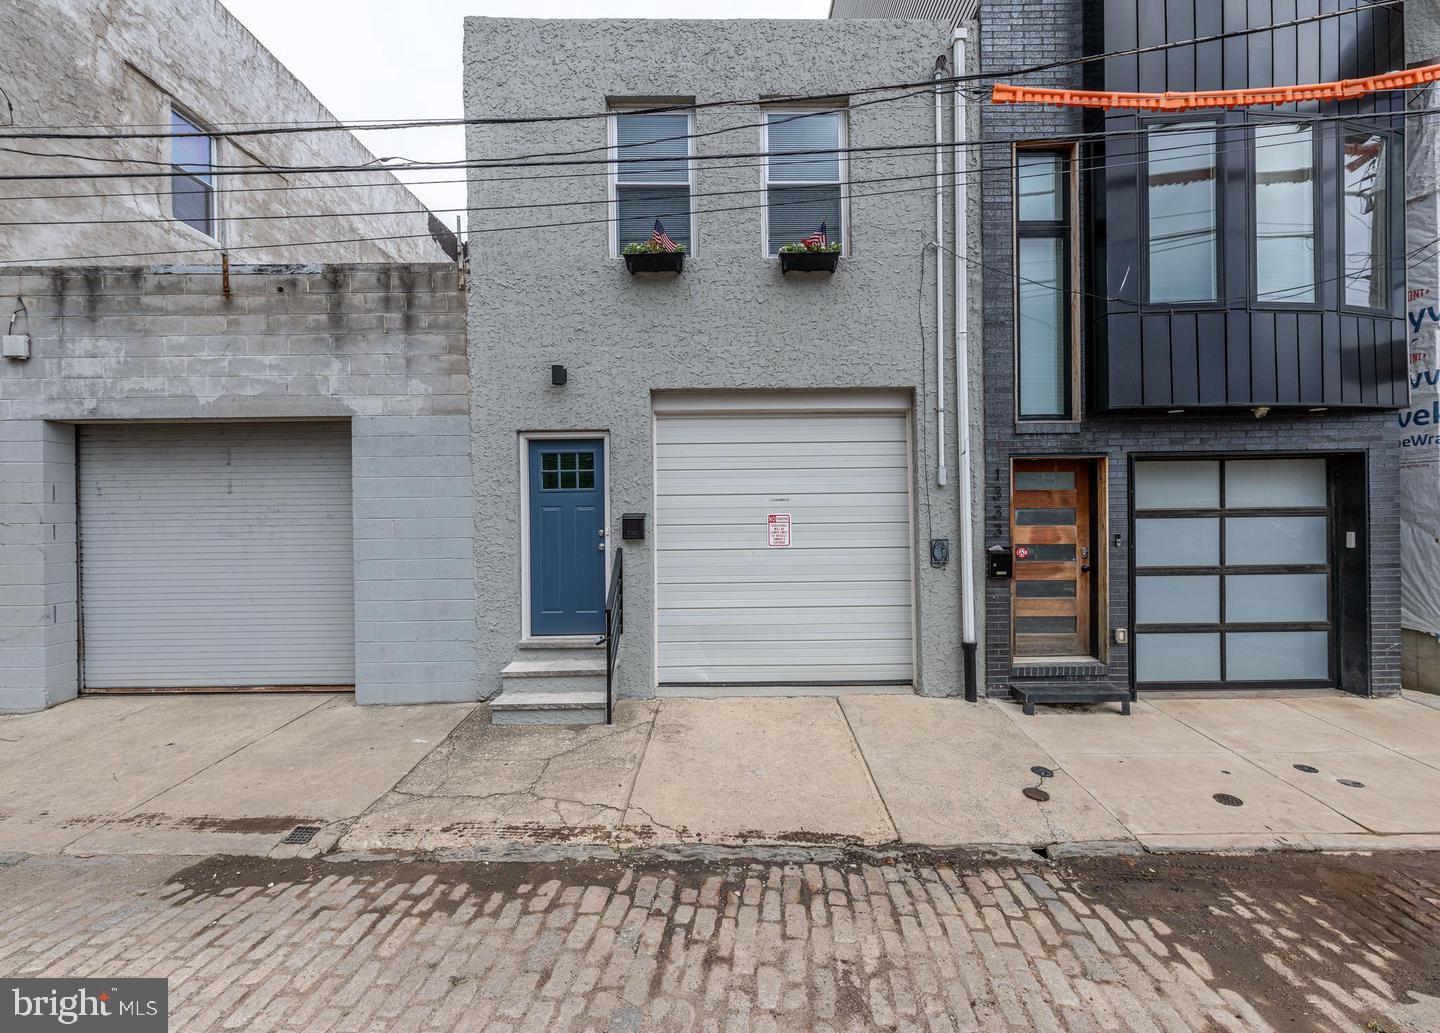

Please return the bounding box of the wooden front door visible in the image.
[1011,459,1092,657]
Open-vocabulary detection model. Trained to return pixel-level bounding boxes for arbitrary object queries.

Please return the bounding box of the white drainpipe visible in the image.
[933,54,948,489]
[952,27,978,701]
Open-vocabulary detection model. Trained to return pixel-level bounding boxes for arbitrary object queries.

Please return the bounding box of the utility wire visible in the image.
[0,102,1414,184]
[0,123,1377,230]
[0,0,1404,141]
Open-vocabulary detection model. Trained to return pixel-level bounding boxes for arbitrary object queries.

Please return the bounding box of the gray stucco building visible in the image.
[464,18,982,720]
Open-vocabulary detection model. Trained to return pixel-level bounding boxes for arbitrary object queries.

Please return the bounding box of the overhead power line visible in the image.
[0,0,1404,142]
[0,124,1358,231]
[0,102,1414,185]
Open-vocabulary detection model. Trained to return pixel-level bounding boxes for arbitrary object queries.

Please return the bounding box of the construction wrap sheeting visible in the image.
[1402,83,1440,636]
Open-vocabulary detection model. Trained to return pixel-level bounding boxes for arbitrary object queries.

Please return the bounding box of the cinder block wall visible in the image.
[0,422,77,712]
[353,416,477,704]
[0,264,475,710]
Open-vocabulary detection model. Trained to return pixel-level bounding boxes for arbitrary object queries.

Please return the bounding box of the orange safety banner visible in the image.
[991,63,1440,112]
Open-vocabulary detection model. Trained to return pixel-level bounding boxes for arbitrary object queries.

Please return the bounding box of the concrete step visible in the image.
[491,688,607,725]
[494,657,608,725]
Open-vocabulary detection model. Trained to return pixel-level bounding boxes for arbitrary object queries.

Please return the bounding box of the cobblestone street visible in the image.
[1,849,1437,1032]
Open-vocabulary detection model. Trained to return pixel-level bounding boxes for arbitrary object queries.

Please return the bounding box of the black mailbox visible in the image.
[621,512,646,541]
[987,545,1013,579]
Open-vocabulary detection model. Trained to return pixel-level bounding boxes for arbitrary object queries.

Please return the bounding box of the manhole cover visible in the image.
[1031,766,1055,778]
[1338,779,1366,789]
[281,825,322,845]
[1022,786,1051,802]
[1212,793,1244,807]
[1293,764,1320,774]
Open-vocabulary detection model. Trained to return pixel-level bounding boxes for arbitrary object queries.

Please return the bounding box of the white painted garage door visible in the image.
[79,423,355,689]
[655,404,914,684]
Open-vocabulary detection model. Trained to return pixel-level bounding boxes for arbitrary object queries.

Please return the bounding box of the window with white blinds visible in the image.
[763,109,845,255]
[611,110,693,253]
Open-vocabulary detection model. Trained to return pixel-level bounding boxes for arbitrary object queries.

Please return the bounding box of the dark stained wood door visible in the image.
[1011,459,1092,657]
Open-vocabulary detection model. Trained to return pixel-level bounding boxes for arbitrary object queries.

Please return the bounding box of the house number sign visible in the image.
[767,513,792,548]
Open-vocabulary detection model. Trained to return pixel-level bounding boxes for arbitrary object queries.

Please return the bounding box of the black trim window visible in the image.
[612,111,693,254]
[1342,131,1390,310]
[1015,149,1072,420]
[1145,123,1218,304]
[1132,458,1332,689]
[1254,124,1317,303]
[170,109,215,238]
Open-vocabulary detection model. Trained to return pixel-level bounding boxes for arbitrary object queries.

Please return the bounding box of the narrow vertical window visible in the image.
[1254,124,1316,303]
[1015,149,1072,420]
[1343,131,1389,309]
[612,111,692,254]
[764,109,844,255]
[1146,123,1218,303]
[170,109,215,238]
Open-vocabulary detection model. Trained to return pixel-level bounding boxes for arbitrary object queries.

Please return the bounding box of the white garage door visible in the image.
[79,422,355,689]
[655,403,914,685]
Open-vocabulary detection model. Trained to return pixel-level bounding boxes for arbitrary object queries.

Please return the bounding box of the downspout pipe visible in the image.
[933,54,948,490]
[952,28,978,702]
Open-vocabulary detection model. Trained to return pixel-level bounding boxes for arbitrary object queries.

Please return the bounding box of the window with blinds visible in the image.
[611,110,693,254]
[1014,148,1075,421]
[171,108,217,239]
[763,109,845,255]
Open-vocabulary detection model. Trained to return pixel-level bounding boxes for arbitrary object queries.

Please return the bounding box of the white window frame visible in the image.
[760,106,849,259]
[607,108,696,259]
[167,101,222,245]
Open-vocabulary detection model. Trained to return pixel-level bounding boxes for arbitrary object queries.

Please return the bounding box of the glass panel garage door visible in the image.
[1133,458,1331,688]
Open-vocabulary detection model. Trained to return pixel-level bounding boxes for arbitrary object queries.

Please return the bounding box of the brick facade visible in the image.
[978,0,1402,698]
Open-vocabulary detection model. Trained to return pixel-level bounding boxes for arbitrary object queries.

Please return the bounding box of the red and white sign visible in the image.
[767,513,792,548]
[1015,546,1030,560]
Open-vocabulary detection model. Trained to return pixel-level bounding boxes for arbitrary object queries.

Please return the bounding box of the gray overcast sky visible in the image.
[220,1,831,233]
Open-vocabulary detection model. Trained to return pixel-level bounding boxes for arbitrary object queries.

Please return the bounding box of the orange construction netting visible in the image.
[990,63,1440,112]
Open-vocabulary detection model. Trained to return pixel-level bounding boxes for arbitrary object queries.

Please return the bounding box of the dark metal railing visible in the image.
[600,547,623,725]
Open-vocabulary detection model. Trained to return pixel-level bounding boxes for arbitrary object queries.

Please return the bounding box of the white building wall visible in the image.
[0,0,453,266]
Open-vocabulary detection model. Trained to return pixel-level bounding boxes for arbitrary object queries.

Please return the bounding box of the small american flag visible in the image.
[651,219,678,253]
[801,221,828,247]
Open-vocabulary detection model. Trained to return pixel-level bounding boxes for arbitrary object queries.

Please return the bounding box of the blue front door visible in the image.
[528,439,606,636]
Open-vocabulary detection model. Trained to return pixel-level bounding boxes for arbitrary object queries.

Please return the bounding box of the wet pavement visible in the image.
[1,848,1437,1032]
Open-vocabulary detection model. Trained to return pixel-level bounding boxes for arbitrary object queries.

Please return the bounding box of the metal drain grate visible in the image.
[281,825,322,845]
[1212,793,1244,807]
[1031,766,1055,779]
[1338,779,1366,789]
[1293,764,1320,774]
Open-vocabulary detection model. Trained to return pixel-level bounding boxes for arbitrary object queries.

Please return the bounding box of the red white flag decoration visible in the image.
[650,219,678,253]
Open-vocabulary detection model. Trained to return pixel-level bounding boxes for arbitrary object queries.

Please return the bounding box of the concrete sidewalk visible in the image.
[344,691,1440,857]
[3,691,1439,859]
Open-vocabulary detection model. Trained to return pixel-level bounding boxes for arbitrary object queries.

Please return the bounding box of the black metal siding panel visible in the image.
[1251,312,1278,403]
[1171,312,1200,405]
[1198,312,1228,403]
[1298,312,1324,401]
[1276,312,1301,405]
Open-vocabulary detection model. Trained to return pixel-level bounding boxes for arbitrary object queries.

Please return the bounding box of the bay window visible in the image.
[1146,123,1218,304]
[1343,131,1389,309]
[611,110,693,254]
[1254,124,1316,303]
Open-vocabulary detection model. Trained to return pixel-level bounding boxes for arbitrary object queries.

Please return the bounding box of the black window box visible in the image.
[624,251,684,275]
[780,251,840,274]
